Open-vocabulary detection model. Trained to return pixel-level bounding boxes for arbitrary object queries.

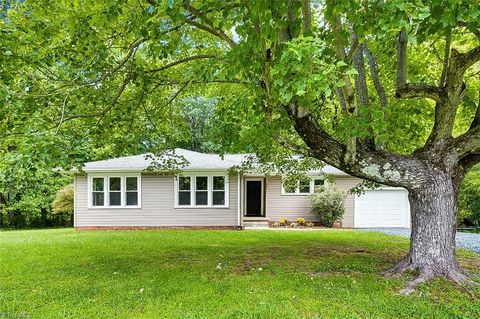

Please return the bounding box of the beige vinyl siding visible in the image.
[265,176,361,228]
[333,177,362,228]
[75,174,238,227]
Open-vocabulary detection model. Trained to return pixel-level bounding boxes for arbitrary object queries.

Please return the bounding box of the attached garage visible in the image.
[354,188,410,228]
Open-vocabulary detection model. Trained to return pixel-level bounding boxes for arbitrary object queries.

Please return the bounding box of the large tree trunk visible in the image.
[384,173,475,294]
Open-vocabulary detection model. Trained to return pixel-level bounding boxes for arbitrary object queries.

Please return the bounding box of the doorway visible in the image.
[245,179,264,217]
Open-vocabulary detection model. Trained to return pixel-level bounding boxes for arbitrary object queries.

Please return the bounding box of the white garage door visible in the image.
[354,189,410,228]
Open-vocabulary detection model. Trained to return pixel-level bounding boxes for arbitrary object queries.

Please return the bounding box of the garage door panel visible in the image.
[354,190,409,228]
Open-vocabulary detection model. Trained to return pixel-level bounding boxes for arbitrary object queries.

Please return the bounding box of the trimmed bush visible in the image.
[310,187,347,227]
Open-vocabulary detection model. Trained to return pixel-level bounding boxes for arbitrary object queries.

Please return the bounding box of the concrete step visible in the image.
[243,221,269,229]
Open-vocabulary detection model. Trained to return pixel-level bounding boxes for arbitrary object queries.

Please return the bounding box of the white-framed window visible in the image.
[109,177,122,206]
[88,174,141,208]
[175,173,229,208]
[126,177,139,206]
[282,176,327,195]
[195,176,209,206]
[212,176,226,206]
[92,177,105,206]
[178,176,191,206]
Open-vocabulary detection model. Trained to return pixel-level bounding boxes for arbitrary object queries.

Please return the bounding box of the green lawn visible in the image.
[1,229,479,319]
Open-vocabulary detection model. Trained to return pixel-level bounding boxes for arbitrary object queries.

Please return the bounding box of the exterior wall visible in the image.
[334,177,362,228]
[75,174,239,227]
[265,176,362,228]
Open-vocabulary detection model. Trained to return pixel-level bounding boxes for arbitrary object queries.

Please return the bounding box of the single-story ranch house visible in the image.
[71,148,410,230]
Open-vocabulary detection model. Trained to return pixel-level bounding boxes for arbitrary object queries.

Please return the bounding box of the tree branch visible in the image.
[184,4,236,48]
[145,54,218,73]
[364,43,388,107]
[470,77,480,130]
[331,16,354,111]
[301,0,311,36]
[54,94,69,134]
[284,102,345,168]
[453,125,480,159]
[91,38,144,84]
[450,45,480,78]
[439,29,451,87]
[395,84,443,102]
[396,29,408,90]
[352,33,375,150]
[394,29,443,103]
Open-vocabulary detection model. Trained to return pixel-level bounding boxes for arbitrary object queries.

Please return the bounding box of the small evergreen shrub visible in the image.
[310,187,347,227]
[277,218,288,226]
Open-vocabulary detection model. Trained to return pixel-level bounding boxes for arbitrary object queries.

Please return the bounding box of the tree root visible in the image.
[384,256,479,295]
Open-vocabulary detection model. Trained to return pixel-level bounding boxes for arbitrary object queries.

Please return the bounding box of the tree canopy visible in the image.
[2,0,480,290]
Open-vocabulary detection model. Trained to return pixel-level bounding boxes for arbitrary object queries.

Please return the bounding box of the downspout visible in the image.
[237,173,241,228]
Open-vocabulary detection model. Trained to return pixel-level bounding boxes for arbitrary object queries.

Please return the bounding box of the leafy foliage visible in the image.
[52,184,74,215]
[310,187,347,227]
[1,0,480,237]
[458,165,480,226]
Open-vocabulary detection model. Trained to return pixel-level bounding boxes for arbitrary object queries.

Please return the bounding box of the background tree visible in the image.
[458,164,480,227]
[2,0,480,293]
[177,96,220,152]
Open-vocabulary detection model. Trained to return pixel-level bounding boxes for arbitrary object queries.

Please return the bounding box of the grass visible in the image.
[0,229,479,319]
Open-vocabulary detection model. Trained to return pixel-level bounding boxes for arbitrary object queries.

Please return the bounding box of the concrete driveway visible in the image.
[364,228,480,254]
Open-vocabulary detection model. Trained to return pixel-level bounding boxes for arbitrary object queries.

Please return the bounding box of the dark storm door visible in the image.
[246,180,263,217]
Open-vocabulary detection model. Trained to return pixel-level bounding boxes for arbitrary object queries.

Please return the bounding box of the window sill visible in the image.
[88,206,142,209]
[174,205,230,209]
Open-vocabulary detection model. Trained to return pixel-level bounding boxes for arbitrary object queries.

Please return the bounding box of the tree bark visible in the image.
[384,172,475,294]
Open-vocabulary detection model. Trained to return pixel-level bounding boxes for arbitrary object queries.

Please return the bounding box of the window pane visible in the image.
[179,177,191,191]
[284,184,296,193]
[299,180,310,193]
[196,191,208,205]
[126,177,138,191]
[196,176,208,190]
[109,177,121,191]
[213,176,225,190]
[109,192,121,206]
[93,192,104,206]
[93,178,104,191]
[178,191,191,205]
[126,192,138,206]
[314,179,324,186]
[213,191,225,206]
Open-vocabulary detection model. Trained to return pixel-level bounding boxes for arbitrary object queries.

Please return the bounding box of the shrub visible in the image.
[305,221,314,227]
[295,217,306,225]
[277,218,288,226]
[310,187,347,227]
[52,184,74,215]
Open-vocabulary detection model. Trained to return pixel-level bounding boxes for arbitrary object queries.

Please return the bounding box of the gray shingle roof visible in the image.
[75,148,347,175]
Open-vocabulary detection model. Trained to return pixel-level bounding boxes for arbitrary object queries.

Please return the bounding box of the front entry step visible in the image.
[243,220,269,229]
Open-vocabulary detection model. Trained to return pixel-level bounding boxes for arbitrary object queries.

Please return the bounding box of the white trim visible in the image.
[237,174,241,227]
[244,177,264,217]
[87,173,141,209]
[281,176,327,196]
[73,176,77,227]
[174,173,230,209]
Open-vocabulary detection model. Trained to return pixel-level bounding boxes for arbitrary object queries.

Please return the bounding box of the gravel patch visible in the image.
[363,228,480,254]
